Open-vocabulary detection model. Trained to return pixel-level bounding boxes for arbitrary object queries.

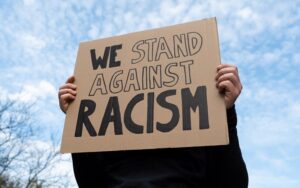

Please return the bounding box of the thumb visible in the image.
[65,75,75,84]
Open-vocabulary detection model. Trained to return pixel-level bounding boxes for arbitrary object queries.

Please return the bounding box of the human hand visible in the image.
[215,64,243,109]
[58,76,77,113]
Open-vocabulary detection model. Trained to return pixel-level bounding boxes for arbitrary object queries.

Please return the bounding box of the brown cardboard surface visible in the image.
[60,17,228,153]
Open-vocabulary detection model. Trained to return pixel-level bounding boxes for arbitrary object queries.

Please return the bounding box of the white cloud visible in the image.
[10,80,56,102]
[289,102,300,118]
[0,86,9,99]
[250,169,300,188]
[88,24,100,39]
[236,7,253,19]
[23,0,36,6]
[19,33,47,55]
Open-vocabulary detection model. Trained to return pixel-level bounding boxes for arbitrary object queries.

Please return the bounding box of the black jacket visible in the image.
[72,106,248,188]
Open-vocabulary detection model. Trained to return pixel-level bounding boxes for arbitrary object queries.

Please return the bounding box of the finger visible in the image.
[218,80,241,99]
[60,93,76,102]
[59,83,77,90]
[217,72,241,89]
[215,66,240,82]
[58,88,77,97]
[217,80,235,93]
[216,64,238,71]
[216,65,239,77]
[65,75,75,84]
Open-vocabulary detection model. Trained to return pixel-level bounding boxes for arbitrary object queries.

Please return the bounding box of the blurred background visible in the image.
[0,0,299,187]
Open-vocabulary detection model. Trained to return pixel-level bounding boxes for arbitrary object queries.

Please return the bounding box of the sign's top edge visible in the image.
[79,17,217,45]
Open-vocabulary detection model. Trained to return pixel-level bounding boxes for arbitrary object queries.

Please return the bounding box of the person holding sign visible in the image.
[58,64,248,188]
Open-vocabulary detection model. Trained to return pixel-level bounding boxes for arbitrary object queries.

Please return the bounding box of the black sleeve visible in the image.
[205,105,248,188]
[226,105,237,129]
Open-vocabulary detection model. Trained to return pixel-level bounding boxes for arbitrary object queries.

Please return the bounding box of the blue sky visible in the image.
[0,0,300,187]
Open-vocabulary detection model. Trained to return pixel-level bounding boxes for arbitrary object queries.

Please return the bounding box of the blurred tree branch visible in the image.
[0,98,72,188]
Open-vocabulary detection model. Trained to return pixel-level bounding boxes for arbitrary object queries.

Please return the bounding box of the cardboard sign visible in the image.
[60,17,228,153]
